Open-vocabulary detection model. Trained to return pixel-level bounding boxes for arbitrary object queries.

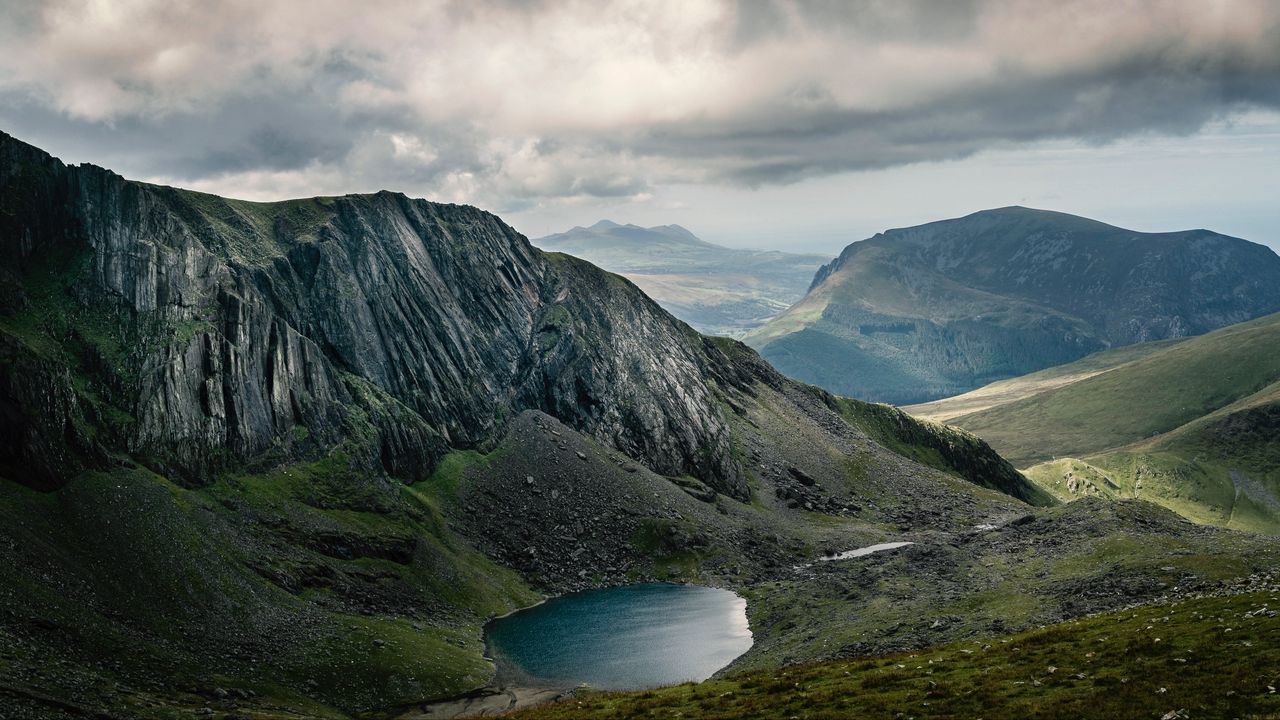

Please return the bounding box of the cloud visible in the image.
[1,0,1277,207]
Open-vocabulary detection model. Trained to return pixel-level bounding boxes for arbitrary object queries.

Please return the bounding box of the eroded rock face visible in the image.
[0,131,744,496]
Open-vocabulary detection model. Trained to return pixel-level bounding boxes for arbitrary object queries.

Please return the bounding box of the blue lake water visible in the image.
[485,583,752,691]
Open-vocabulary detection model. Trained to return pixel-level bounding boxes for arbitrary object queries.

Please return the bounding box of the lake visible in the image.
[485,583,752,691]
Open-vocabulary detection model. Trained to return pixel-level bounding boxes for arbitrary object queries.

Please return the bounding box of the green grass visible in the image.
[411,448,495,503]
[929,313,1280,533]
[830,394,1056,506]
[511,590,1280,720]
[0,454,540,717]
[204,450,536,620]
[905,338,1187,423]
[950,312,1280,467]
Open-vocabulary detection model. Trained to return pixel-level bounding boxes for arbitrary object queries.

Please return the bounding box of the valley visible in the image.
[5,5,1279,719]
[1,130,1278,720]
[533,221,827,338]
[909,312,1280,533]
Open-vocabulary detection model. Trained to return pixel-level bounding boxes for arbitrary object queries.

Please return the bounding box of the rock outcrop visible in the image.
[0,131,745,495]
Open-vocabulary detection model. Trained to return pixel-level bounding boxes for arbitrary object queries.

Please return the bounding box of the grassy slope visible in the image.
[1029,380,1280,533]
[947,313,1280,467]
[918,313,1280,533]
[905,338,1187,423]
[831,395,1056,507]
[0,455,537,718]
[511,588,1280,720]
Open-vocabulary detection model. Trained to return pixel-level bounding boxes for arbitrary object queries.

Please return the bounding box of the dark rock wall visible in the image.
[0,132,744,495]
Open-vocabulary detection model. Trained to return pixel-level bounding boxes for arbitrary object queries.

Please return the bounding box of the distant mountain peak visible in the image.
[530,218,829,337]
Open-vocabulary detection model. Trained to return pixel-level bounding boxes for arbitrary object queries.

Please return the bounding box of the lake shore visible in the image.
[392,684,573,719]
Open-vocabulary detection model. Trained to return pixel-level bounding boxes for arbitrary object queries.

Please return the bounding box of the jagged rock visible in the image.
[0,131,747,496]
[788,467,816,486]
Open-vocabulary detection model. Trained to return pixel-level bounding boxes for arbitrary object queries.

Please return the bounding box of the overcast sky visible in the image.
[2,0,1278,255]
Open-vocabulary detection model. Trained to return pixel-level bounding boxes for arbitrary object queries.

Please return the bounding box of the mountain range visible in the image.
[746,207,1280,405]
[533,221,827,338]
[2,132,1278,719]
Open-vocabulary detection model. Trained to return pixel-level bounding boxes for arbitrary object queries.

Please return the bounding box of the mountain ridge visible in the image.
[747,206,1280,404]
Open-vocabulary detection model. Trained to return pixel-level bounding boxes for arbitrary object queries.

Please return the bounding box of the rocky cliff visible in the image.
[747,206,1280,404]
[0,131,754,496]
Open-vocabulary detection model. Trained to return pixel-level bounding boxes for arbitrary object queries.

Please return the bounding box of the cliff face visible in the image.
[748,206,1280,405]
[0,131,743,495]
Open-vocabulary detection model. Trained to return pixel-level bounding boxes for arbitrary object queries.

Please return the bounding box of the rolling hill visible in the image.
[746,207,1280,404]
[533,221,827,337]
[909,312,1280,533]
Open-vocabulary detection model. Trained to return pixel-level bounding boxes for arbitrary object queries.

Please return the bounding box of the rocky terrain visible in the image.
[1,133,1277,720]
[0,132,760,498]
[746,206,1280,404]
[533,220,827,338]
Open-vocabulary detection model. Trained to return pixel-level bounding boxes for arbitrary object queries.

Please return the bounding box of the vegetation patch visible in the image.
[512,591,1280,720]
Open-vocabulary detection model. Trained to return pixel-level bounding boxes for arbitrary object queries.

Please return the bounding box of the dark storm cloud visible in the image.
[1,0,1277,206]
[637,37,1280,185]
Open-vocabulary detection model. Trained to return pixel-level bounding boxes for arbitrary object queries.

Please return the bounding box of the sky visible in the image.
[1,0,1278,256]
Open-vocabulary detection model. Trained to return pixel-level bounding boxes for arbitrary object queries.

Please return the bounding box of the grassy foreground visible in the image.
[512,589,1280,720]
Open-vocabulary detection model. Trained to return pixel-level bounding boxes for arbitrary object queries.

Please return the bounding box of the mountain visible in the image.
[3,132,1277,720]
[745,207,1280,405]
[533,221,827,337]
[908,312,1280,533]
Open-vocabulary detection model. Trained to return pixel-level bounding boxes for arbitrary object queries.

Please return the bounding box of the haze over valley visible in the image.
[533,220,827,337]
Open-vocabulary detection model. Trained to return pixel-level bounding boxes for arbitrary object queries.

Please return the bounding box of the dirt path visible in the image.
[394,686,570,719]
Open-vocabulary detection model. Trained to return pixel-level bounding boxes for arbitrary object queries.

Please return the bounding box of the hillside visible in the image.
[746,207,1280,404]
[4,132,1278,720]
[916,313,1280,533]
[905,338,1189,424]
[533,221,827,338]
[511,581,1280,720]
